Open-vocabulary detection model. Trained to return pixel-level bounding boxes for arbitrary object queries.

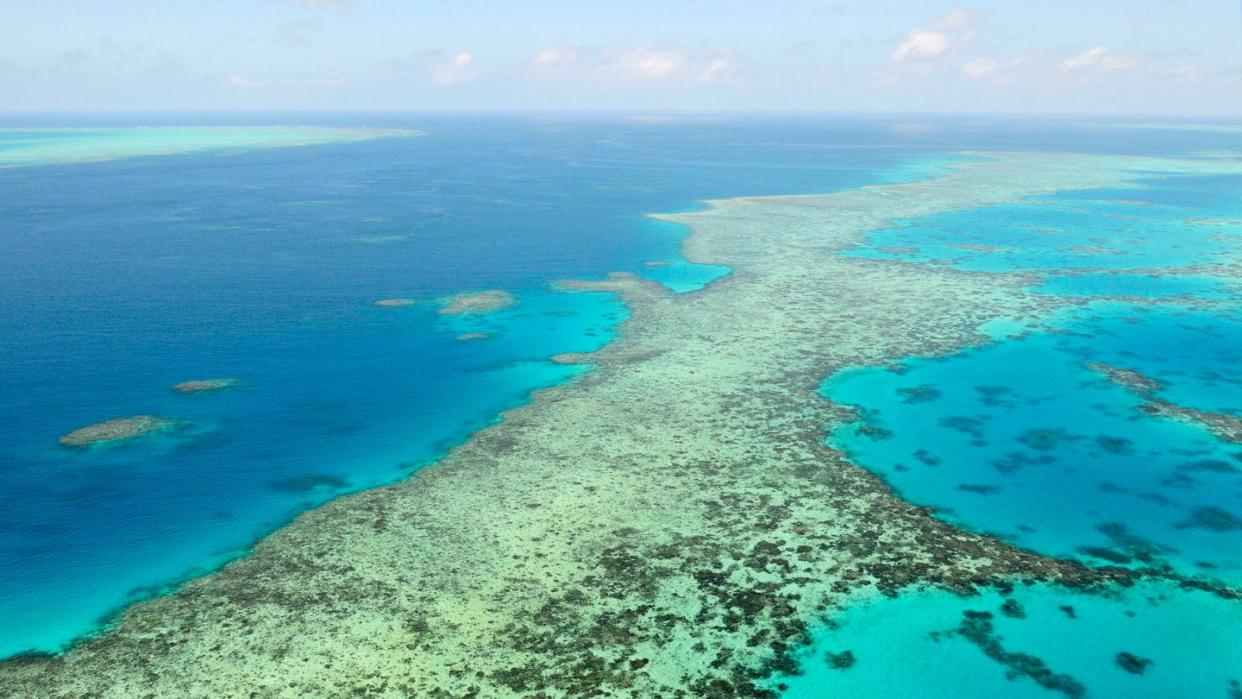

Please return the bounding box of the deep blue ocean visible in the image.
[2,115,1240,694]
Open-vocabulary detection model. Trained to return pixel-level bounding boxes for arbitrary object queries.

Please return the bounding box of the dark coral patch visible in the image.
[939,416,987,439]
[958,484,1002,495]
[825,650,855,669]
[1175,507,1242,532]
[1115,651,1153,675]
[1017,428,1081,452]
[956,610,1085,698]
[999,598,1026,619]
[897,385,942,404]
[268,474,349,493]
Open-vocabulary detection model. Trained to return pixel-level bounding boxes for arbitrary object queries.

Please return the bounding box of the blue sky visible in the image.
[2,0,1240,114]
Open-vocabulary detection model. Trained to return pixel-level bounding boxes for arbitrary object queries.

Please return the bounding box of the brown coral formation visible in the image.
[549,352,595,364]
[438,290,516,315]
[172,379,238,394]
[58,416,172,448]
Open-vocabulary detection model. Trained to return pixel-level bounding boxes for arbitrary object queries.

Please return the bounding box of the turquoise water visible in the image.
[1034,273,1230,298]
[775,582,1242,698]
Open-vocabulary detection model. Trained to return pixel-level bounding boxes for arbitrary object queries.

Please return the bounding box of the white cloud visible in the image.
[961,57,998,79]
[615,46,685,80]
[893,30,950,62]
[524,44,739,84]
[431,52,477,86]
[892,9,981,63]
[696,54,737,83]
[1060,46,1137,72]
[530,47,578,68]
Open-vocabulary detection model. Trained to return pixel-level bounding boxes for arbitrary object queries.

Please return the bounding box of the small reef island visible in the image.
[9,150,1241,697]
[58,415,172,448]
[373,298,419,308]
[438,289,516,315]
[171,378,238,394]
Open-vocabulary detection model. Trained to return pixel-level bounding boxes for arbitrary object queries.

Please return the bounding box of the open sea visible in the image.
[1,115,1240,695]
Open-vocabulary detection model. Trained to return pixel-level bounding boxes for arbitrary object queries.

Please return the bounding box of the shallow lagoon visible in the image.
[845,174,1242,272]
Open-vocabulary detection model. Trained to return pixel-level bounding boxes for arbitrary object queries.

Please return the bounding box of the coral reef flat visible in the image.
[438,289,517,315]
[6,152,1242,696]
[56,416,172,448]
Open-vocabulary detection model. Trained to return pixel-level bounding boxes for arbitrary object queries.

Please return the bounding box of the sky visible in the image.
[1,0,1240,115]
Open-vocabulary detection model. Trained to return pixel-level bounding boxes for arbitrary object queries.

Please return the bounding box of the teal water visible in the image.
[797,156,1242,697]
[774,582,1242,698]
